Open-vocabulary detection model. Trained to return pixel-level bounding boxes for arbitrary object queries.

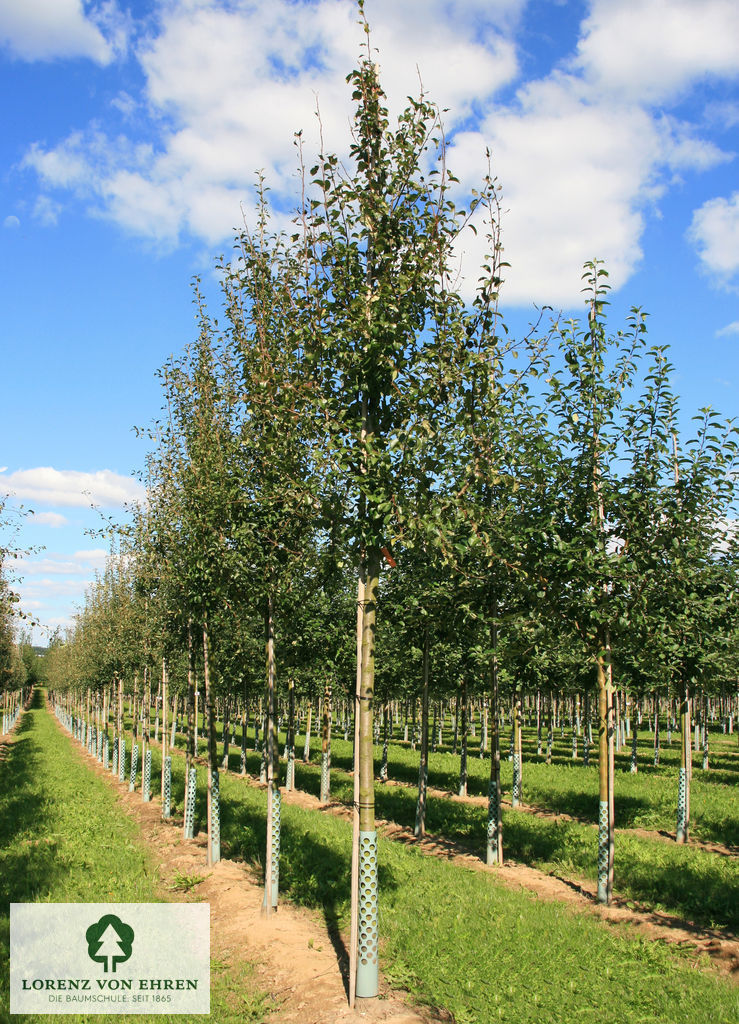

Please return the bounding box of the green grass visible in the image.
[98,716,739,1024]
[0,691,269,1024]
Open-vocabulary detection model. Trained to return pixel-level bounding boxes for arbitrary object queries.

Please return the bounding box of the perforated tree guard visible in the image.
[129,743,139,791]
[597,799,609,903]
[210,769,221,864]
[356,830,379,998]
[572,734,577,759]
[676,767,687,842]
[184,767,197,839]
[103,735,109,771]
[583,737,590,767]
[512,752,522,806]
[486,779,500,865]
[142,748,152,802]
[259,748,267,785]
[162,756,172,819]
[118,740,126,783]
[268,787,281,908]
[112,739,119,777]
[285,748,294,791]
[320,751,330,802]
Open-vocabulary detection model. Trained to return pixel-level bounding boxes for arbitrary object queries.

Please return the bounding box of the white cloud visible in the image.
[574,0,739,104]
[688,191,739,284]
[22,0,521,247]
[16,0,739,307]
[716,320,739,337]
[18,577,91,597]
[3,214,19,229]
[32,511,69,528]
[12,549,107,576]
[0,467,144,508]
[0,0,121,64]
[33,195,62,226]
[448,71,731,306]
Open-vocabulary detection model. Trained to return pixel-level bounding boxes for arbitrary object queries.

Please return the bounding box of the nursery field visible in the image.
[14,690,736,1024]
[0,690,269,1024]
[166,707,739,931]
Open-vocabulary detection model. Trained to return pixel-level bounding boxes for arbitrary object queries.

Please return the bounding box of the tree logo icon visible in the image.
[85,914,134,973]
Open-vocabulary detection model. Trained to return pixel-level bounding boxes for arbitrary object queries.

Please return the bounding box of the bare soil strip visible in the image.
[381,776,739,858]
[280,780,739,983]
[53,712,432,1024]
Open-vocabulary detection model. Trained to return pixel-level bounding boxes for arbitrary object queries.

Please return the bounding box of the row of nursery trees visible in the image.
[41,33,738,1004]
[0,494,39,728]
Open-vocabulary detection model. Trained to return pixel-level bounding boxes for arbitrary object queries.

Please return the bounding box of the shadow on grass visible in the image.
[0,693,67,907]
[220,790,401,999]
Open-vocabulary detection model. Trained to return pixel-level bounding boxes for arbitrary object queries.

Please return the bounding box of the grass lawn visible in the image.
[102,708,739,1024]
[0,691,268,1024]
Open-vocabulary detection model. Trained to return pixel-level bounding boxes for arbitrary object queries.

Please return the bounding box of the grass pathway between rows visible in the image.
[107,715,738,1024]
[0,691,268,1024]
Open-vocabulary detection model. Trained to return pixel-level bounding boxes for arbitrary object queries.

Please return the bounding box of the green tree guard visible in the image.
[597,799,610,903]
[129,743,138,791]
[184,767,196,839]
[118,739,126,784]
[142,748,152,802]
[210,768,221,863]
[162,755,172,819]
[512,751,522,808]
[676,768,688,843]
[356,830,379,998]
[320,751,330,803]
[262,787,281,910]
[486,778,501,865]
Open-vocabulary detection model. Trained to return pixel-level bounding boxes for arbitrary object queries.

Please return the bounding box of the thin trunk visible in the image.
[486,623,502,865]
[458,677,468,797]
[415,626,430,837]
[355,546,380,1000]
[263,592,279,914]
[204,618,220,865]
[349,573,364,1009]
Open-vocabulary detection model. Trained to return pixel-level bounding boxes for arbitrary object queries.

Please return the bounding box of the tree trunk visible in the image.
[320,679,332,803]
[596,635,615,904]
[203,618,220,865]
[486,624,502,866]
[458,676,468,797]
[512,687,522,806]
[355,548,379,1000]
[263,592,280,914]
[415,626,430,837]
[676,680,691,843]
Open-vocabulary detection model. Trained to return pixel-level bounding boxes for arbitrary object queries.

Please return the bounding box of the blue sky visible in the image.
[1,0,737,643]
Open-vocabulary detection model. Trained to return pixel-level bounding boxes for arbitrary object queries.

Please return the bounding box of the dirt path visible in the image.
[54,714,433,1024]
